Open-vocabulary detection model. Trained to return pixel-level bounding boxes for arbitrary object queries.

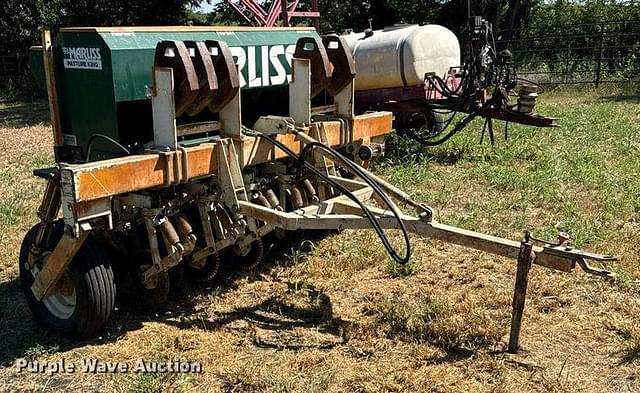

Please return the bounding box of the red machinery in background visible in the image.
[223,0,320,30]
[221,3,558,146]
[347,17,559,146]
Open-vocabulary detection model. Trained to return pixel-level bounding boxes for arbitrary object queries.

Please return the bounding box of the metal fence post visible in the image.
[16,53,22,76]
[595,22,605,87]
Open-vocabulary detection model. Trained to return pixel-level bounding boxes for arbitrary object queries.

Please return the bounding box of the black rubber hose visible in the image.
[404,111,479,147]
[511,77,545,94]
[299,141,411,265]
[242,127,411,265]
[85,134,130,162]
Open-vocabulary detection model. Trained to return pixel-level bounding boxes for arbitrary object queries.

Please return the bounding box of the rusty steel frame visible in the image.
[236,184,598,273]
[234,158,615,349]
[58,114,391,204]
[29,33,619,350]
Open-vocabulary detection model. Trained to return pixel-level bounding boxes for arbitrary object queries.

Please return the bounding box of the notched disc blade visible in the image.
[183,41,219,117]
[293,36,331,98]
[154,40,200,117]
[323,35,356,96]
[205,40,240,113]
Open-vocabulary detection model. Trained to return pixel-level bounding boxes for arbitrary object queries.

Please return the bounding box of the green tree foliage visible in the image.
[0,0,202,91]
[1,0,201,52]
[3,0,638,88]
[0,1,58,52]
[530,0,640,27]
[205,0,536,36]
[57,0,202,26]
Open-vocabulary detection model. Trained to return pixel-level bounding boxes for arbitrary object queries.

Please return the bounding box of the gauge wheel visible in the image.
[413,111,448,135]
[169,263,185,289]
[19,221,116,338]
[233,238,264,271]
[129,250,171,306]
[185,253,221,285]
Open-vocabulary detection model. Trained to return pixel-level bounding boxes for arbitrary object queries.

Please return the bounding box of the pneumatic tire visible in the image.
[19,222,116,338]
[396,110,450,139]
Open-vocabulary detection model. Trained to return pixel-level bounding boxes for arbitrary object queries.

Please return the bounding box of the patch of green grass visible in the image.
[608,263,636,288]
[386,259,417,278]
[0,99,50,128]
[23,343,60,358]
[381,88,640,275]
[0,197,30,227]
[0,169,14,184]
[256,282,333,326]
[0,202,19,227]
[287,279,314,293]
[286,239,316,266]
[373,293,444,342]
[0,187,34,230]
[322,230,388,272]
[129,372,180,393]
[121,346,193,393]
[29,152,54,168]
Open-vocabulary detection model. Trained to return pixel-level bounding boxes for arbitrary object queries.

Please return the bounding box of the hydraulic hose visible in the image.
[85,134,130,162]
[299,140,411,265]
[241,127,412,265]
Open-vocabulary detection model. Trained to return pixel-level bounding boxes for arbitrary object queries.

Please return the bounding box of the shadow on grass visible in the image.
[0,277,95,367]
[616,344,640,365]
[0,235,347,366]
[384,136,472,166]
[428,347,475,364]
[619,349,640,365]
[0,99,50,128]
[155,281,348,351]
[0,232,495,367]
[591,93,640,104]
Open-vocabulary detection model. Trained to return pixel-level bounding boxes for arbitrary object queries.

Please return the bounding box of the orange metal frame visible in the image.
[62,113,392,204]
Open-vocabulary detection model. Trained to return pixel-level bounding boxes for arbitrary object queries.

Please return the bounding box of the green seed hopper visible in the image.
[50,26,317,161]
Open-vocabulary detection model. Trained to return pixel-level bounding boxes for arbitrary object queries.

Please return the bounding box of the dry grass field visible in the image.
[0,88,639,392]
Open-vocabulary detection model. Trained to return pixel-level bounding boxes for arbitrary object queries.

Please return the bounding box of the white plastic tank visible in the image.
[341,24,461,91]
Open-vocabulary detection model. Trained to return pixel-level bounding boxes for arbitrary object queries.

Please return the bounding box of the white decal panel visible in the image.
[63,47,103,70]
[230,44,297,88]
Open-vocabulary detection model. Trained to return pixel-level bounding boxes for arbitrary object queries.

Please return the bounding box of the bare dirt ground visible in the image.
[0,90,639,392]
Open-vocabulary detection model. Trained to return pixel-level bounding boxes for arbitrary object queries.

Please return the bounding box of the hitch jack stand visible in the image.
[508,237,534,353]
